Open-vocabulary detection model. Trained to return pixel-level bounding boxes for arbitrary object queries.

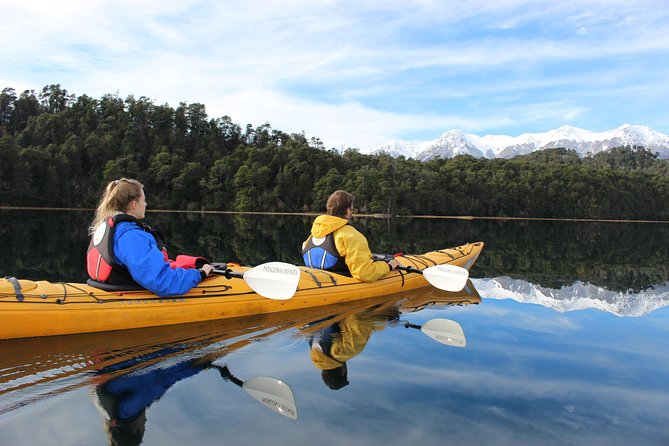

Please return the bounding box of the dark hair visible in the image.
[321,364,349,390]
[326,190,354,218]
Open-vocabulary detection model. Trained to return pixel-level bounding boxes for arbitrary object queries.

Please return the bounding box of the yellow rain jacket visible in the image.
[310,313,385,370]
[303,215,391,282]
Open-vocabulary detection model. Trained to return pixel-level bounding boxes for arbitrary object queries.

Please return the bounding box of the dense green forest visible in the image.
[2,84,669,219]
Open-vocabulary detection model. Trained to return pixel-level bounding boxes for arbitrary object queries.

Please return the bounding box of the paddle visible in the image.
[215,365,298,420]
[403,264,469,292]
[405,318,467,347]
[372,254,469,292]
[212,261,301,300]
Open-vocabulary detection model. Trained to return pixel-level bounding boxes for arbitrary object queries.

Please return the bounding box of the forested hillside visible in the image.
[2,85,669,219]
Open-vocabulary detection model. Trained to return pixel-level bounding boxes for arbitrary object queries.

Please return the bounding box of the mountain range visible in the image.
[471,277,669,317]
[377,124,669,161]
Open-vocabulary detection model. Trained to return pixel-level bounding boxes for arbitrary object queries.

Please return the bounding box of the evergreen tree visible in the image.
[1,84,668,220]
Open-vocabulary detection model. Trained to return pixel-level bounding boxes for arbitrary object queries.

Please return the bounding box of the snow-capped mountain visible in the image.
[377,125,669,160]
[416,130,486,160]
[377,140,422,159]
[471,277,669,317]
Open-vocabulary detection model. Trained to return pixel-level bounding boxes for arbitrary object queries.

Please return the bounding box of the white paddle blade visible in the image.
[243,376,298,420]
[243,262,300,300]
[421,318,466,347]
[422,264,469,292]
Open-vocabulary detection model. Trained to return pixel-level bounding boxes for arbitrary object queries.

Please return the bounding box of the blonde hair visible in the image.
[89,178,144,235]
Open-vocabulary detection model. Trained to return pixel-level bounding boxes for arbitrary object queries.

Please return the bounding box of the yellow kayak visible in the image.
[0,282,481,417]
[0,242,483,339]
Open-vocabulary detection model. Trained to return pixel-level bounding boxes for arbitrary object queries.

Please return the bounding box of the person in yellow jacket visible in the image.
[302,190,399,282]
[309,310,396,390]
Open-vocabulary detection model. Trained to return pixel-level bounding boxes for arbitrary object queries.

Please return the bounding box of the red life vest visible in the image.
[87,214,208,287]
[86,214,169,286]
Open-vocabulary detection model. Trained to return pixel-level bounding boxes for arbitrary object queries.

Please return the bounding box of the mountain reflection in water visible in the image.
[475,277,669,316]
[2,210,669,445]
[0,284,478,445]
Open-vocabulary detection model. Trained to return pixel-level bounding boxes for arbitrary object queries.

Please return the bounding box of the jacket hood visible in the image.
[310,347,345,371]
[310,215,349,238]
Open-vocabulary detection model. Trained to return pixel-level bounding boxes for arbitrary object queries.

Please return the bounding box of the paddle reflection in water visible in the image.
[0,313,289,411]
[0,310,310,428]
[94,357,298,445]
[0,309,313,445]
[0,282,480,443]
[302,281,479,390]
[216,366,298,420]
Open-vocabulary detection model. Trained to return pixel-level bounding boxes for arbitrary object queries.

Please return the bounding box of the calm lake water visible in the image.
[1,210,669,446]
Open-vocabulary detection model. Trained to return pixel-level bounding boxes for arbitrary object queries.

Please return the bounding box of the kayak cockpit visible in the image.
[86,279,145,292]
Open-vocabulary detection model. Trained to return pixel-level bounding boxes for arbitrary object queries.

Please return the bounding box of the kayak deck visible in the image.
[0,242,483,339]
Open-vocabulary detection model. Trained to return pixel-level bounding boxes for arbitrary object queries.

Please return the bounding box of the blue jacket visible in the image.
[97,353,207,423]
[113,221,201,297]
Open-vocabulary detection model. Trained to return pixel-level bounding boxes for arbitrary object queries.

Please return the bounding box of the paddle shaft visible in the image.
[397,265,423,275]
[212,268,243,280]
[215,365,244,387]
[373,254,427,275]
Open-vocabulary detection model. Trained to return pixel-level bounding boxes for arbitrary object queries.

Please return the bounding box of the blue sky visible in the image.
[3,0,668,152]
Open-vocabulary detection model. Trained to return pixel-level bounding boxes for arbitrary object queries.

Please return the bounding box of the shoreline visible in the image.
[1,206,667,224]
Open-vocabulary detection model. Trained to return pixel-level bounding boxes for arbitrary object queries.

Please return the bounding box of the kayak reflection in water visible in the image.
[309,307,399,390]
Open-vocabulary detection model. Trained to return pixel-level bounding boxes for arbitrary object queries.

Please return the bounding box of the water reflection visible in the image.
[304,290,473,391]
[216,368,298,420]
[0,283,478,442]
[0,311,299,418]
[2,210,669,445]
[95,359,297,445]
[4,210,669,294]
[475,276,669,316]
[94,350,210,445]
[306,304,400,390]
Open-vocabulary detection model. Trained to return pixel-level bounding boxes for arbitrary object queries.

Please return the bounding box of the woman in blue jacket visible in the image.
[87,178,213,296]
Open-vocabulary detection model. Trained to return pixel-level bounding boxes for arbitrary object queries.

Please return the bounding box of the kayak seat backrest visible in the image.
[87,279,146,292]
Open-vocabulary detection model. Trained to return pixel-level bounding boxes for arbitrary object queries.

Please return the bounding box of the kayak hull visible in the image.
[0,242,483,339]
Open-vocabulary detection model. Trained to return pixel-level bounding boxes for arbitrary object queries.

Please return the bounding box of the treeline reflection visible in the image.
[2,210,668,292]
